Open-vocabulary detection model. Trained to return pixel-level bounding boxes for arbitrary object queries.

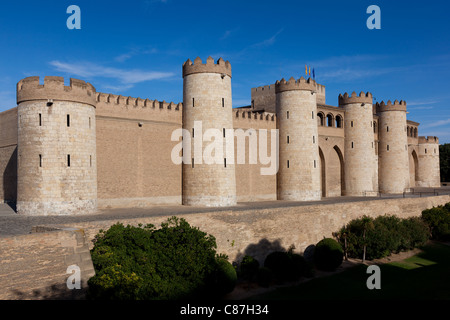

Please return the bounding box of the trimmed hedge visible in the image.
[263,251,293,281]
[313,238,344,271]
[262,250,312,283]
[87,217,232,300]
[211,257,237,296]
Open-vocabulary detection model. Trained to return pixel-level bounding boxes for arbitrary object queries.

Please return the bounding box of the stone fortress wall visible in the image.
[0,57,442,215]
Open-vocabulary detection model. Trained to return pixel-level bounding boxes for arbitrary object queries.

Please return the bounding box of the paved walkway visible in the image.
[1,187,449,237]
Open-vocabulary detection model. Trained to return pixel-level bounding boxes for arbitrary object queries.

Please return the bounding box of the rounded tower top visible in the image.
[17,76,96,107]
[375,100,407,112]
[275,77,316,93]
[338,91,373,106]
[182,56,232,78]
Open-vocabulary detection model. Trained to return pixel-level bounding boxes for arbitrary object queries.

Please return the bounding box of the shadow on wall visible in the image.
[234,238,316,265]
[2,147,17,211]
[8,282,88,300]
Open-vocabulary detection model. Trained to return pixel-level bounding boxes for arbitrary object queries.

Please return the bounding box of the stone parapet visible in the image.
[338,91,373,106]
[17,76,96,107]
[275,77,316,93]
[376,100,407,113]
[182,57,232,78]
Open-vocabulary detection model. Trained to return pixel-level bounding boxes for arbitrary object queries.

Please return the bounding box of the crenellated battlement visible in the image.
[275,77,316,93]
[338,91,373,106]
[17,76,96,107]
[182,56,232,78]
[234,110,276,122]
[418,136,439,144]
[251,84,275,94]
[96,92,182,111]
[375,100,407,112]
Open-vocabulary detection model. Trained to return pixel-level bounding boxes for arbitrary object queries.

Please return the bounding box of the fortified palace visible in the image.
[0,57,441,215]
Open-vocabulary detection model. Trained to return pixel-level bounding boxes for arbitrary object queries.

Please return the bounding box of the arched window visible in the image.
[317,112,324,126]
[335,115,343,128]
[414,128,418,137]
[326,114,334,127]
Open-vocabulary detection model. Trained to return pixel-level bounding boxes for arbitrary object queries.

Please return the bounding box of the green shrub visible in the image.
[263,251,293,281]
[256,267,272,288]
[421,205,450,241]
[87,217,221,300]
[290,253,310,279]
[400,217,429,250]
[314,238,343,271]
[338,214,432,261]
[239,255,260,281]
[367,215,403,259]
[210,257,237,296]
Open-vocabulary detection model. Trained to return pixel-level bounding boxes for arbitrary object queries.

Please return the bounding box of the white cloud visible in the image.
[420,118,450,129]
[49,61,174,87]
[115,48,158,62]
[407,100,440,110]
[252,29,284,48]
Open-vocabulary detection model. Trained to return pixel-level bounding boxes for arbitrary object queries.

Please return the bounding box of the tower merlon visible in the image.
[235,110,276,121]
[418,136,439,144]
[338,91,373,106]
[17,76,96,107]
[182,56,232,78]
[95,92,181,111]
[275,76,316,93]
[375,100,407,112]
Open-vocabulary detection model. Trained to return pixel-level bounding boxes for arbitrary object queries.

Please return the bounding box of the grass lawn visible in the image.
[248,242,450,300]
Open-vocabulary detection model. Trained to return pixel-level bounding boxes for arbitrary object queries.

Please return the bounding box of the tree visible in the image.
[440,144,450,183]
[361,217,374,263]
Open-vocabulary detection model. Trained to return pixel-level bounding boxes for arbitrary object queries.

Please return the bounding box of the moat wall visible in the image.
[1,195,448,299]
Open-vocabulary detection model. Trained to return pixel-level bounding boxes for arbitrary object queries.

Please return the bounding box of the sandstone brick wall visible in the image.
[0,108,18,202]
[0,228,95,300]
[233,110,277,201]
[17,101,97,215]
[251,85,276,113]
[95,109,182,207]
[51,195,450,266]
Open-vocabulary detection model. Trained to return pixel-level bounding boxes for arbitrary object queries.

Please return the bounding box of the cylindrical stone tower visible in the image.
[16,76,97,215]
[376,100,410,193]
[339,92,378,196]
[275,77,321,201]
[417,136,440,187]
[182,57,237,206]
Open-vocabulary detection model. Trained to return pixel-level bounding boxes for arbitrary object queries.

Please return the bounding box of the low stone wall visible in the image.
[59,195,450,265]
[0,228,95,300]
[1,195,448,300]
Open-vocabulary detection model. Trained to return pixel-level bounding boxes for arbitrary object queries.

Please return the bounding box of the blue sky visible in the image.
[0,0,449,142]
